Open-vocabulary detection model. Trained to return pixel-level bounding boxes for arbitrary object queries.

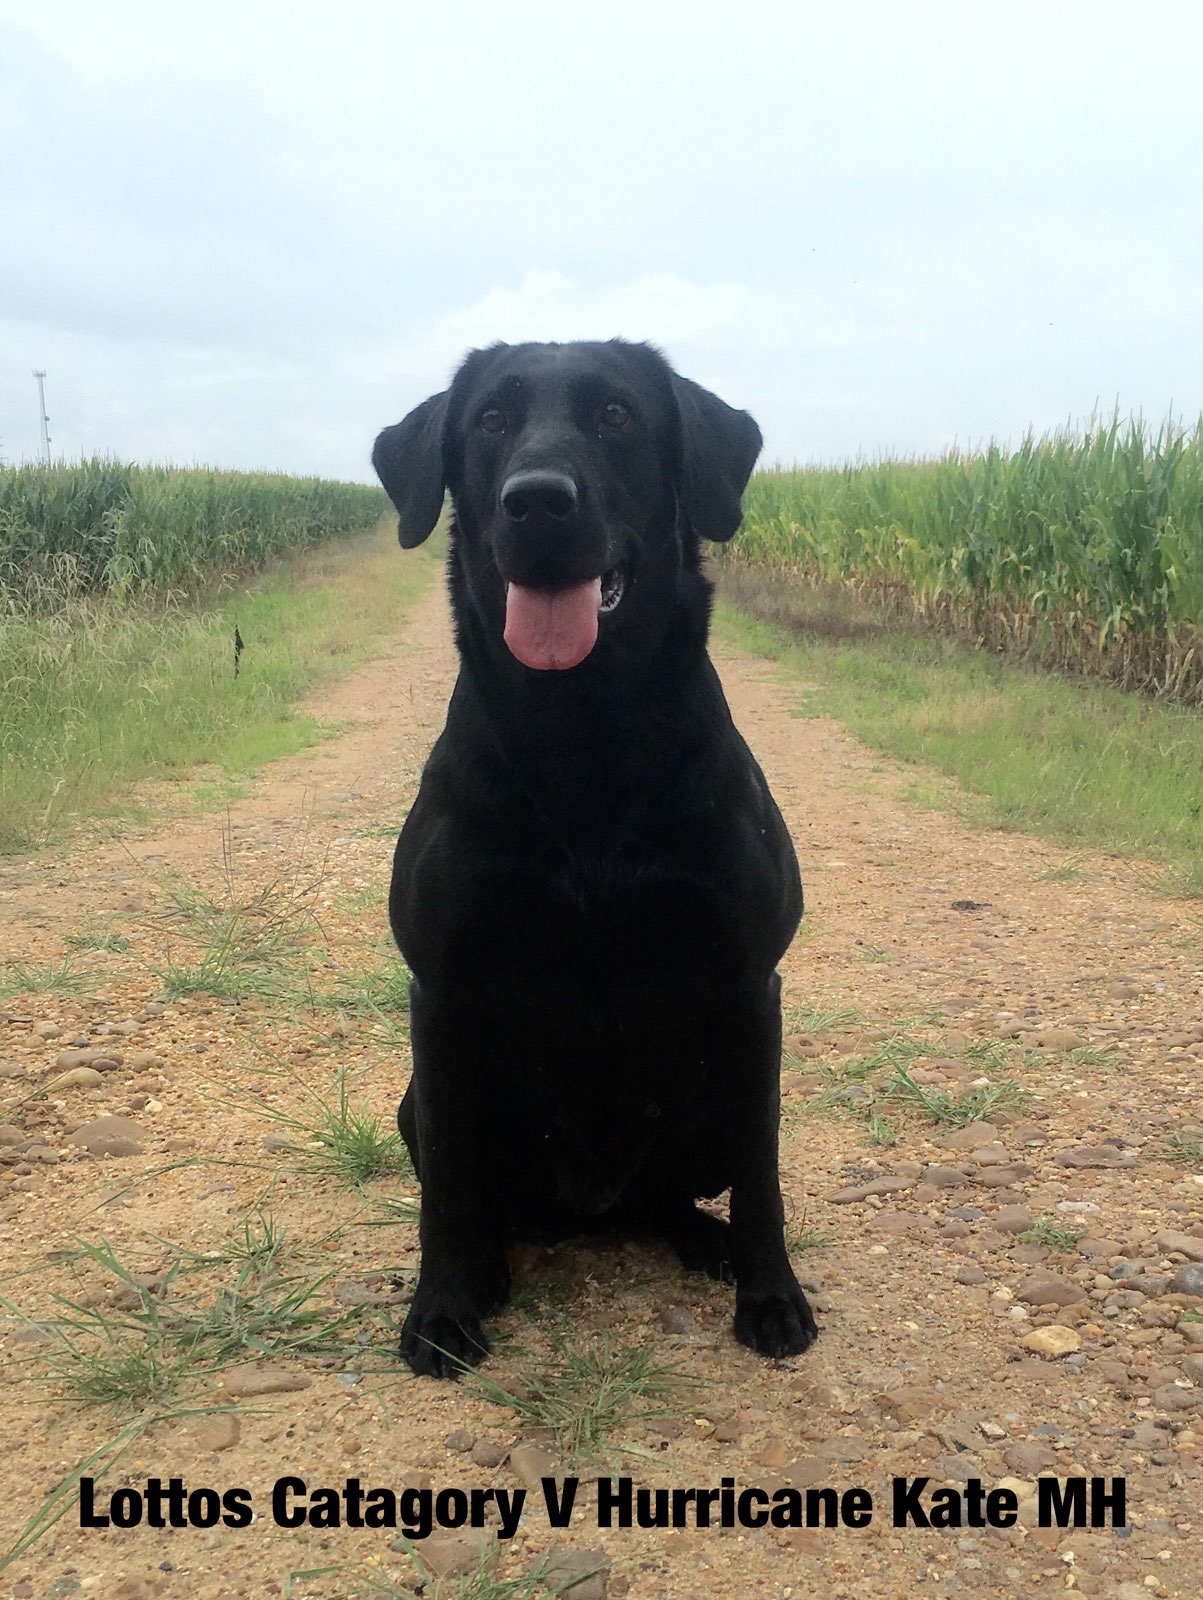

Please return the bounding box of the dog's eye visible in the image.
[479,409,507,435]
[600,402,631,432]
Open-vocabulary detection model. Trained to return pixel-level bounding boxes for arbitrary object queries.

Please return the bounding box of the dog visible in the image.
[372,339,817,1378]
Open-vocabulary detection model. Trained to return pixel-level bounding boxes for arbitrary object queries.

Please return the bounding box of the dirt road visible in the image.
[1,569,1201,1599]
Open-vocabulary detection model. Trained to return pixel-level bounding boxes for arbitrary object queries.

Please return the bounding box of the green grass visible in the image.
[714,579,1203,890]
[63,930,131,953]
[462,1337,691,1463]
[13,1234,365,1415]
[1018,1217,1085,1253]
[147,824,329,1000]
[883,1063,1031,1127]
[786,1222,833,1253]
[5,1228,361,1420]
[289,1548,589,1600]
[1161,1131,1203,1163]
[0,956,94,998]
[801,1030,1031,1135]
[301,951,411,1018]
[251,1068,413,1186]
[0,518,438,853]
[784,1004,864,1034]
[1035,856,1086,883]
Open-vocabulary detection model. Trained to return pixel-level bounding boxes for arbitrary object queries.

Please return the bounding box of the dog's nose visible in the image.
[500,471,578,525]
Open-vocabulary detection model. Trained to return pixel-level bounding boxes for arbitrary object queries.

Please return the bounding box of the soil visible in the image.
[1,570,1201,1600]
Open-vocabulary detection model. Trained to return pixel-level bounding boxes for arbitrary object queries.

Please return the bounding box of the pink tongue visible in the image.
[504,579,602,670]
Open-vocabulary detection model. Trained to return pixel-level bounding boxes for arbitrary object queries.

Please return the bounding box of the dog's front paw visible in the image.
[400,1300,491,1379]
[734,1283,818,1358]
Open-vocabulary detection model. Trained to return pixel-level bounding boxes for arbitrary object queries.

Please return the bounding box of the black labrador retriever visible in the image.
[372,339,816,1378]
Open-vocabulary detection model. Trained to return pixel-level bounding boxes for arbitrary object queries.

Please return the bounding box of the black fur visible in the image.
[373,339,816,1378]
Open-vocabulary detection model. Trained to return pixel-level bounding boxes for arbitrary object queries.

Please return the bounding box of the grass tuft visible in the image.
[252,1068,412,1187]
[1018,1217,1085,1253]
[461,1336,691,1463]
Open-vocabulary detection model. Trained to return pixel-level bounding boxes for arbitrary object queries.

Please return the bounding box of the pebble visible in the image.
[54,1048,122,1072]
[923,1165,970,1188]
[445,1428,475,1453]
[43,1067,104,1092]
[873,1210,929,1233]
[1030,1028,1086,1050]
[1172,1263,1203,1296]
[1150,1383,1199,1413]
[975,1165,1035,1187]
[65,1114,144,1158]
[510,1443,557,1491]
[954,1265,987,1284]
[190,1413,241,1451]
[1156,1230,1203,1262]
[827,1176,912,1203]
[537,1545,610,1600]
[941,1122,999,1150]
[994,1206,1034,1234]
[416,1529,493,1578]
[1022,1325,1082,1357]
[1016,1273,1087,1308]
[1054,1145,1137,1169]
[1002,1441,1058,1474]
[470,1438,508,1469]
[221,1364,312,1397]
[0,1126,23,1147]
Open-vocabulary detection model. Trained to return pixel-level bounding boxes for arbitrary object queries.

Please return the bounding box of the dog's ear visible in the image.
[372,391,450,548]
[671,375,763,542]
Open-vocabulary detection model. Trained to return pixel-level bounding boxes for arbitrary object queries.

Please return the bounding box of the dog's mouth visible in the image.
[503,565,626,671]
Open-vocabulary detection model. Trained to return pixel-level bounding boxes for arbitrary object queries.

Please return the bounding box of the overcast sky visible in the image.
[2,0,1201,479]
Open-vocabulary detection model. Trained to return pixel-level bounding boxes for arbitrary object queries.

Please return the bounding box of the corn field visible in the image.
[0,459,387,602]
[733,415,1203,702]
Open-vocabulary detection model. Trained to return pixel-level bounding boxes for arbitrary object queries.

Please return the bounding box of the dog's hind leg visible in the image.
[663,1202,735,1283]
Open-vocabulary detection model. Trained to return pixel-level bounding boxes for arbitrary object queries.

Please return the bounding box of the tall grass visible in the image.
[0,459,385,600]
[0,521,437,853]
[734,414,1203,701]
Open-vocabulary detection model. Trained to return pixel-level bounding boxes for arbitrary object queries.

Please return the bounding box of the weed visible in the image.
[865,1112,899,1146]
[1035,856,1086,882]
[64,930,131,953]
[287,1547,585,1600]
[252,1068,412,1186]
[784,1004,863,1034]
[0,957,93,998]
[1018,1217,1084,1253]
[461,1337,691,1462]
[1064,1045,1121,1068]
[786,1222,832,1253]
[1153,861,1203,899]
[18,1235,365,1415]
[347,822,399,841]
[883,1063,1031,1127]
[1161,1131,1203,1163]
[325,958,410,1016]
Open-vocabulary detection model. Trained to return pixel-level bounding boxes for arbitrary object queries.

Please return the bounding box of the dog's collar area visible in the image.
[599,566,626,614]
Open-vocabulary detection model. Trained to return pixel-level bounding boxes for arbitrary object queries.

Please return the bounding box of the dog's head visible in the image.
[372,340,762,672]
